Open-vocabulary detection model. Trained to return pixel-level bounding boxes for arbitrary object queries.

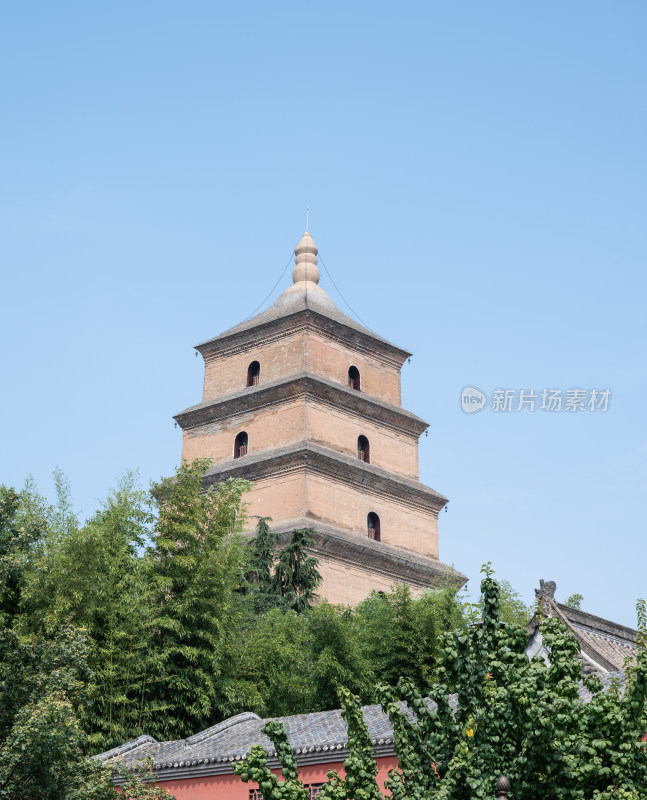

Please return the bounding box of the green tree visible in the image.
[235,688,385,800]
[355,583,465,691]
[245,516,280,589]
[355,586,420,689]
[0,619,176,800]
[221,600,374,720]
[19,473,153,751]
[270,528,321,613]
[222,585,466,721]
[0,484,47,623]
[307,602,375,711]
[243,516,288,613]
[244,521,323,614]
[565,592,584,610]
[234,720,308,800]
[142,460,251,740]
[222,608,314,718]
[0,623,116,800]
[113,760,176,799]
[477,576,531,627]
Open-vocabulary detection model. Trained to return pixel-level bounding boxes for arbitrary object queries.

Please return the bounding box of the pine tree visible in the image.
[245,516,279,589]
[271,528,321,613]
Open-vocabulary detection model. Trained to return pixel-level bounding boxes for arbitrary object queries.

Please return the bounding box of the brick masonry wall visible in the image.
[240,472,307,522]
[154,757,400,800]
[201,329,402,407]
[235,471,439,604]
[182,400,306,464]
[226,466,439,562]
[306,333,402,406]
[181,398,419,482]
[306,400,419,479]
[304,472,438,558]
[317,558,426,605]
[202,332,308,401]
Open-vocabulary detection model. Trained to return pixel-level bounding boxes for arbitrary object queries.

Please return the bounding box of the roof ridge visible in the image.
[93,734,158,761]
[195,297,408,358]
[185,712,261,745]
[556,602,638,640]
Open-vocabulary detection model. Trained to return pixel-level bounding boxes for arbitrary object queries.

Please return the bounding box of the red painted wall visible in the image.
[155,756,399,799]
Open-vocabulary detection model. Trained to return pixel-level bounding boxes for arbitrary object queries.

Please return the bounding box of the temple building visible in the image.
[173,230,464,604]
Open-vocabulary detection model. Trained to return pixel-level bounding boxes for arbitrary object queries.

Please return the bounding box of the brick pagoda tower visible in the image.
[174,231,464,604]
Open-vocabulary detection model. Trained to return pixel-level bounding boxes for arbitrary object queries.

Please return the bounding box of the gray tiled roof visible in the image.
[97,678,624,783]
[557,602,637,672]
[97,703,400,774]
[577,671,627,702]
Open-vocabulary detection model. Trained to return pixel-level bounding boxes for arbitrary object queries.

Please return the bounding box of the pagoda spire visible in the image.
[292,230,319,285]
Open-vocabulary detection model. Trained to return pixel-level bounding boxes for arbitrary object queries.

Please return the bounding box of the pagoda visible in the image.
[174,231,464,604]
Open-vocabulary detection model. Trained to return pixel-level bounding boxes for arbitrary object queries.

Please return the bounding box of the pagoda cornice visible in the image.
[174,372,429,438]
[195,306,412,370]
[201,439,448,514]
[267,517,465,590]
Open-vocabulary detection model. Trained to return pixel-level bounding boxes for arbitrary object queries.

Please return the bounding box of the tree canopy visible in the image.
[236,569,647,800]
[1,463,565,799]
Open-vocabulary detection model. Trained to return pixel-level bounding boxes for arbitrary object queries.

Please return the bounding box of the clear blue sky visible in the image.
[1,2,645,625]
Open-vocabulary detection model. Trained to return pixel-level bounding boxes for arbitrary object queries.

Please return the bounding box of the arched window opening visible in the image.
[247,361,260,387]
[367,512,381,542]
[348,365,360,391]
[357,435,370,463]
[234,431,248,459]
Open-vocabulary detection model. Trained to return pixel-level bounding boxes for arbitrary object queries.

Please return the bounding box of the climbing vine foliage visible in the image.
[235,574,647,800]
